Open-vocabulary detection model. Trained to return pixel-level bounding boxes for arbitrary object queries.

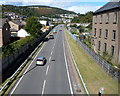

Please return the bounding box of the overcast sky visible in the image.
[0,0,113,14]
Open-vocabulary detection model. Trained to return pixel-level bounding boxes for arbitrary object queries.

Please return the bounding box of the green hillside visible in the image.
[71,11,93,23]
[2,5,76,17]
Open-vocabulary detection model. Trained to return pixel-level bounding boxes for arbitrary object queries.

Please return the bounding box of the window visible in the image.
[112,30,116,41]
[98,41,101,51]
[106,14,109,24]
[99,29,102,38]
[100,15,102,24]
[95,16,97,24]
[113,12,117,24]
[6,28,8,31]
[94,28,96,36]
[111,45,115,56]
[105,29,108,39]
[104,43,107,52]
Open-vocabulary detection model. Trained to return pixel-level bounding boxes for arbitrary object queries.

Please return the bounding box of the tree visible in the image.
[77,25,84,33]
[71,11,93,23]
[86,23,92,30]
[70,24,77,28]
[79,28,84,33]
[24,16,42,36]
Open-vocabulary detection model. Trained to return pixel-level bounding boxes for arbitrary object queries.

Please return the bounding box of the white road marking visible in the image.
[53,43,55,48]
[53,46,55,49]
[10,42,47,94]
[49,57,51,63]
[51,51,53,55]
[52,46,54,51]
[41,80,46,96]
[66,30,90,95]
[46,65,49,75]
[62,31,74,95]
[53,30,58,47]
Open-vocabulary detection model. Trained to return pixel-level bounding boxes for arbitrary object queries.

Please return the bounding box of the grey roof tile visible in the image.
[94,1,120,13]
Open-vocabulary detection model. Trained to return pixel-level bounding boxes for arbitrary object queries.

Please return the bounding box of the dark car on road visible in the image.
[49,35,54,39]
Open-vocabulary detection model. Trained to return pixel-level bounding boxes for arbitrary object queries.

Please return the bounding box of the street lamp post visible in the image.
[98,87,104,96]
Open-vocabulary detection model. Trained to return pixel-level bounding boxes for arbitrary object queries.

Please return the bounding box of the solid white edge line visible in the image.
[41,80,46,96]
[66,29,90,96]
[10,42,47,95]
[46,65,49,75]
[62,31,74,95]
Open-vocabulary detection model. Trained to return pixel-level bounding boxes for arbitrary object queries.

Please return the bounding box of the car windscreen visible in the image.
[37,59,43,61]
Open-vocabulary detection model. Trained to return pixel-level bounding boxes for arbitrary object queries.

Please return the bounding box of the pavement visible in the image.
[9,24,84,95]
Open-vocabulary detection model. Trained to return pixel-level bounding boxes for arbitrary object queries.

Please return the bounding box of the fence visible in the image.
[67,30,119,80]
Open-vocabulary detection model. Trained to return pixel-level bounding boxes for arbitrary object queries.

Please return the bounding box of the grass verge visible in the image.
[66,32,119,94]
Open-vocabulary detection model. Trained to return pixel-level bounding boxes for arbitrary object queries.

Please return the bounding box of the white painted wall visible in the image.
[17,29,30,37]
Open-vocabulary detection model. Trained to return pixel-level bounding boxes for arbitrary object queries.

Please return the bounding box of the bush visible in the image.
[83,36,92,49]
[71,31,76,34]
[2,36,35,57]
[24,16,42,36]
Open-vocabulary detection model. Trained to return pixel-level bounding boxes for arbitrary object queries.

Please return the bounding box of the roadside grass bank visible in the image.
[65,32,119,94]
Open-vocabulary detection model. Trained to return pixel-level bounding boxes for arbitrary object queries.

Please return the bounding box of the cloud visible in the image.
[67,5,101,14]
[1,0,110,5]
[2,0,110,3]
[25,0,54,5]
[1,0,104,13]
[3,0,54,5]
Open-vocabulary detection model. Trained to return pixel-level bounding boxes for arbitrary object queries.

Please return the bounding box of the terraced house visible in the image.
[92,1,120,65]
[0,19,11,47]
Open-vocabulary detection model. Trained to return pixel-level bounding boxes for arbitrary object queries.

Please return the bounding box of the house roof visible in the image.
[11,20,26,25]
[10,28,18,32]
[17,29,30,37]
[94,0,120,14]
[11,20,22,25]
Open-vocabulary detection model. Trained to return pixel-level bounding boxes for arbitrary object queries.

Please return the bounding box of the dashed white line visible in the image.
[52,46,54,51]
[46,65,49,75]
[53,43,55,47]
[51,51,53,55]
[49,57,51,63]
[53,30,59,46]
[41,80,46,96]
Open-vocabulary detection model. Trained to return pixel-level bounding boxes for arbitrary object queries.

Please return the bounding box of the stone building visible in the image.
[92,1,120,64]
